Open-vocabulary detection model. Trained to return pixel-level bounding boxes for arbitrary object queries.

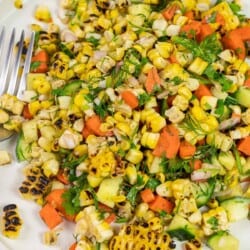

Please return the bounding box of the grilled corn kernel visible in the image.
[190,106,207,121]
[200,96,218,110]
[155,42,174,59]
[35,5,52,23]
[172,95,189,111]
[188,57,208,75]
[125,164,137,185]
[165,106,185,124]
[125,149,143,164]
[141,132,160,149]
[218,49,237,63]
[178,86,192,100]
[135,203,149,218]
[14,0,23,9]
[116,122,132,137]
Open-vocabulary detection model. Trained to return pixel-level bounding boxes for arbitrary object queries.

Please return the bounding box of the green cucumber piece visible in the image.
[16,132,31,162]
[235,87,250,108]
[52,80,83,96]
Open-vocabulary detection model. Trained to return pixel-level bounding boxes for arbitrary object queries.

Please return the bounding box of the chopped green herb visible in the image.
[30,61,41,71]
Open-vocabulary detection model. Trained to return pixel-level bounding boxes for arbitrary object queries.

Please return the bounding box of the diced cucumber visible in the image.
[235,87,250,108]
[52,80,83,96]
[207,231,239,250]
[220,196,250,222]
[22,120,38,143]
[16,132,31,162]
[192,178,216,207]
[167,214,198,241]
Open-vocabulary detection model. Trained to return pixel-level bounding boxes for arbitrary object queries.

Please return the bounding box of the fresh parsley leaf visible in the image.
[145,178,161,191]
[62,187,81,215]
[126,175,144,206]
[30,61,41,71]
[229,3,246,21]
[171,76,183,85]
[138,93,151,106]
[203,65,233,91]
[94,101,109,119]
[150,0,169,11]
[214,99,225,117]
[207,216,219,230]
[86,36,100,47]
[207,12,217,23]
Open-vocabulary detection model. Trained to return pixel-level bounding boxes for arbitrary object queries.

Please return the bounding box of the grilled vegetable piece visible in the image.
[235,87,250,108]
[1,204,22,239]
[167,214,199,241]
[19,165,51,204]
[220,196,250,222]
[16,131,31,162]
[207,231,239,250]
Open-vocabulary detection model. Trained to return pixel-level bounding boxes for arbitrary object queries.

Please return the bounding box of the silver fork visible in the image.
[0,27,35,141]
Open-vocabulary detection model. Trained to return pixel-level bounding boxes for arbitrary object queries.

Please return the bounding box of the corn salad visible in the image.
[1,0,250,249]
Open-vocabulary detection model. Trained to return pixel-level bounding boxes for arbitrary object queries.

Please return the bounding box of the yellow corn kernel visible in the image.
[172,95,189,111]
[114,112,127,122]
[73,63,86,75]
[36,80,51,95]
[141,132,160,149]
[113,19,127,35]
[234,59,249,74]
[42,159,59,177]
[40,100,53,109]
[14,0,23,9]
[155,42,174,59]
[108,47,125,61]
[190,106,207,121]
[205,115,219,131]
[188,57,208,75]
[182,0,196,11]
[74,144,88,157]
[133,44,147,58]
[125,149,143,164]
[28,101,41,116]
[184,131,199,145]
[34,5,52,23]
[125,164,137,185]
[116,122,131,137]
[200,96,218,110]
[97,15,112,30]
[119,140,131,151]
[79,190,94,206]
[178,86,192,101]
[135,203,149,218]
[87,174,103,188]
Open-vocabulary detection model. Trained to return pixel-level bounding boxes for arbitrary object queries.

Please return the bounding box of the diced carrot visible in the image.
[215,12,225,26]
[105,213,116,224]
[85,115,106,137]
[237,136,250,156]
[140,188,155,203]
[194,84,212,100]
[191,159,202,170]
[45,189,65,211]
[31,50,49,73]
[69,242,77,250]
[98,203,113,213]
[184,10,195,20]
[197,24,213,42]
[56,169,69,185]
[121,90,139,109]
[179,140,196,159]
[180,21,202,38]
[22,104,33,119]
[39,203,63,229]
[169,54,179,64]
[153,124,180,159]
[149,195,174,214]
[145,67,161,93]
[162,4,179,20]
[230,27,250,41]
[244,78,250,87]
[82,126,92,139]
[222,34,246,60]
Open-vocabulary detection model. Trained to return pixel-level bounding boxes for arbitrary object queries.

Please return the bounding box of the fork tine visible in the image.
[0,27,5,57]
[0,28,16,94]
[8,30,25,95]
[17,31,35,98]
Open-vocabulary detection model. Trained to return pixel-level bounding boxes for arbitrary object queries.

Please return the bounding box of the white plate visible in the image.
[0,1,249,250]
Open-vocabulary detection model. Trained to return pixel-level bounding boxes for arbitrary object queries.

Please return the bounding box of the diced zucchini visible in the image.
[207,231,239,250]
[22,120,38,143]
[235,87,250,108]
[96,177,123,208]
[192,178,216,207]
[167,214,198,241]
[16,132,31,162]
[220,196,250,222]
[52,80,83,96]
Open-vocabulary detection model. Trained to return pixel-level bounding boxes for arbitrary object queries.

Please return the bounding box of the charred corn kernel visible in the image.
[135,203,149,218]
[200,96,218,110]
[43,230,59,246]
[14,0,23,9]
[116,122,131,137]
[108,47,125,61]
[188,57,208,75]
[73,63,86,75]
[69,24,85,38]
[2,204,22,239]
[218,49,237,63]
[113,19,127,35]
[191,106,207,121]
[161,63,189,81]
[125,149,143,164]
[202,1,239,31]
[42,159,59,177]
[34,5,52,23]
[172,95,189,111]
[79,190,94,206]
[155,42,174,59]
[0,150,11,166]
[178,86,192,100]
[202,207,229,236]
[156,181,173,197]
[133,44,147,58]
[141,132,160,149]
[233,59,249,74]
[97,15,112,30]
[87,174,103,188]
[0,109,9,123]
[175,51,193,67]
[165,106,185,124]
[96,56,116,74]
[28,101,41,116]
[171,179,192,199]
[206,131,233,151]
[125,164,137,185]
